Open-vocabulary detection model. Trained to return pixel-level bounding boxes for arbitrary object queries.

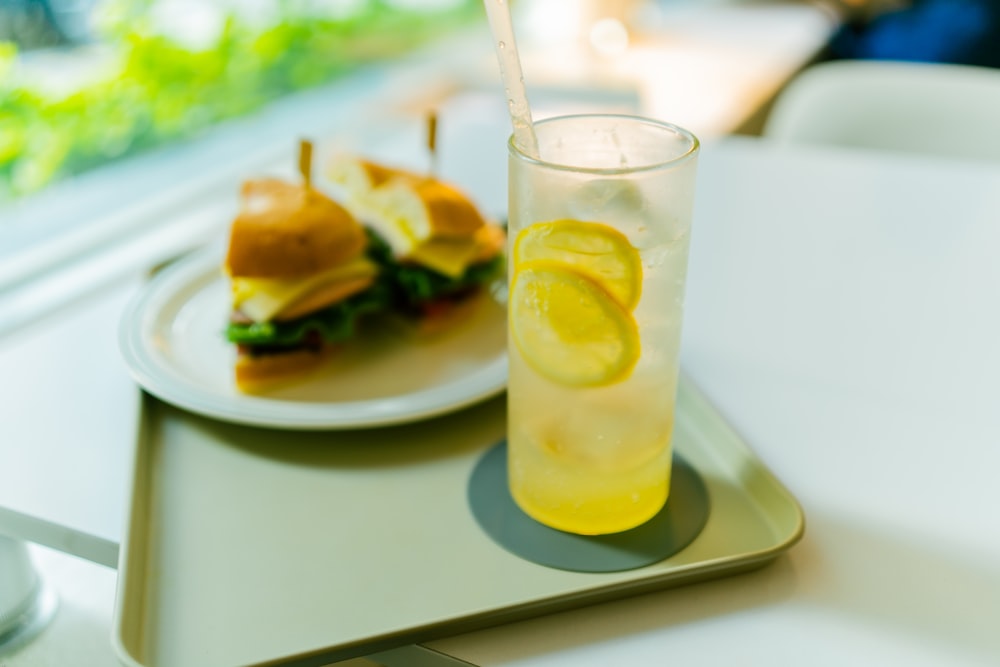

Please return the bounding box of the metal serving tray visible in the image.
[112,377,803,667]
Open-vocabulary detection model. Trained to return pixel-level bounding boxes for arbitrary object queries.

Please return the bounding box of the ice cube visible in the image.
[568,178,646,224]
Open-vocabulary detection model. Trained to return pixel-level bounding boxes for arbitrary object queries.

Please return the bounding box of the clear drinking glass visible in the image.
[506,114,699,535]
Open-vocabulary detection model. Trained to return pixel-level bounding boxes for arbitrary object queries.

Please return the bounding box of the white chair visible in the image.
[763,60,1000,160]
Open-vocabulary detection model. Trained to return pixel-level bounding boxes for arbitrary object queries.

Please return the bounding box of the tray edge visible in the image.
[110,376,806,667]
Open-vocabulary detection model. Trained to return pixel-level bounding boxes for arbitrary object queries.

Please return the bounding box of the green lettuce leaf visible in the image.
[365,229,504,309]
[226,283,389,347]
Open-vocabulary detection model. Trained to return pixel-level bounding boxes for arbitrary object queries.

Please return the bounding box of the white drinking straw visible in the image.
[482,0,539,158]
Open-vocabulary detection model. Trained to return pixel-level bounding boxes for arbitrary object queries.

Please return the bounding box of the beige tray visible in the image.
[112,376,804,667]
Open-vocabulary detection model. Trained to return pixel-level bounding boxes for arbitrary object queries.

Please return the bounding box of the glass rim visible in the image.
[507,113,700,175]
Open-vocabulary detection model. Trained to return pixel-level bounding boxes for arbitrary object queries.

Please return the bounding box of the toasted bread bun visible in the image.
[327,154,423,197]
[328,154,504,278]
[234,346,334,392]
[365,176,491,277]
[372,178,486,241]
[329,154,484,239]
[471,222,507,265]
[226,178,366,279]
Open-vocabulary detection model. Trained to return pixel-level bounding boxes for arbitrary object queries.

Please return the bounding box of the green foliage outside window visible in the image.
[0,0,479,201]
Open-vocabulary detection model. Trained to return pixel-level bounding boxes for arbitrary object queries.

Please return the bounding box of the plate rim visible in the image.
[119,248,508,430]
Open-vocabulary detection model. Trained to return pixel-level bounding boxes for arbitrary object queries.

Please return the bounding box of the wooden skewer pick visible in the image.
[426,111,438,178]
[299,139,313,190]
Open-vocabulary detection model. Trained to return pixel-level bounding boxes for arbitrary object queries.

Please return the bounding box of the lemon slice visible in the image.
[510,261,640,387]
[513,219,642,311]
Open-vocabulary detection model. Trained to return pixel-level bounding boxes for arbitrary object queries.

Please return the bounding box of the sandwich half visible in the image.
[224,177,384,391]
[327,155,505,330]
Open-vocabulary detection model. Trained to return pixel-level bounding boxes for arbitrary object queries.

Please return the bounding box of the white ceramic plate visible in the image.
[119,249,508,429]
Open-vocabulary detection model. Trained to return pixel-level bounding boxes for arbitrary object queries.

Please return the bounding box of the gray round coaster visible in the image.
[468,440,710,573]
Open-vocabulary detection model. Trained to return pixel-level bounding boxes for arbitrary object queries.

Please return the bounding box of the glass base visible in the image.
[467,440,710,573]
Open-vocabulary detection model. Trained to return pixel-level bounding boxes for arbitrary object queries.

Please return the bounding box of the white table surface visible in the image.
[5,135,1000,665]
[0,282,139,568]
[426,138,1000,666]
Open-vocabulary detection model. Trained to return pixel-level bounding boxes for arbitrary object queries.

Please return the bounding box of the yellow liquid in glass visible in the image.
[506,229,689,535]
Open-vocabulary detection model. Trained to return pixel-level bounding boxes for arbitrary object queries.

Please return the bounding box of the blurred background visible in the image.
[2,0,998,205]
[1,0,997,208]
[2,1,1000,666]
[0,0,482,200]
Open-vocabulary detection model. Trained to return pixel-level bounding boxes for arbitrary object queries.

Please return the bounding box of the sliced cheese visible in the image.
[408,238,480,279]
[400,221,505,279]
[232,256,377,323]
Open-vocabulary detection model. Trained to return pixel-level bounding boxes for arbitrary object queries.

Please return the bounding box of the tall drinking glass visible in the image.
[507,114,699,535]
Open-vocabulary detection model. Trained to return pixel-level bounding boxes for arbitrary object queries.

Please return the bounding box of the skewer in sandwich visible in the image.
[327,154,505,332]
[224,142,384,391]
